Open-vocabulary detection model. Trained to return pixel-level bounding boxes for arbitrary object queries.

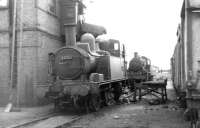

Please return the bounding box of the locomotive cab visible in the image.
[95,38,126,80]
[97,39,121,57]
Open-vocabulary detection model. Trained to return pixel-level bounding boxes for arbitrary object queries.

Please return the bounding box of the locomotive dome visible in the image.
[80,33,95,51]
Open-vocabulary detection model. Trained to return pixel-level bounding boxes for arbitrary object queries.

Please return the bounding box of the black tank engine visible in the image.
[46,33,127,111]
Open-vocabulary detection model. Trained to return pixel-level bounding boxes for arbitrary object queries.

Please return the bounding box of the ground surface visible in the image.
[0,80,191,128]
[67,101,190,128]
[67,81,190,128]
[0,104,54,128]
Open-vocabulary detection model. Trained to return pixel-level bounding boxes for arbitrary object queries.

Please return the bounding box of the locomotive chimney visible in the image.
[134,52,138,58]
[64,25,76,46]
[60,0,78,46]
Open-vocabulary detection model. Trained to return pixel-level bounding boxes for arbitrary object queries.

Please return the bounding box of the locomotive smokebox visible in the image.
[53,33,96,80]
[60,0,78,46]
[54,47,95,80]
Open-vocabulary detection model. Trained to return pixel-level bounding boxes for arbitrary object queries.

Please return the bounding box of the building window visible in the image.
[48,0,56,14]
[0,0,8,8]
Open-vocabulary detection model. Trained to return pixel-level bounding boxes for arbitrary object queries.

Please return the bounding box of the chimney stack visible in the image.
[134,52,138,58]
[60,0,78,46]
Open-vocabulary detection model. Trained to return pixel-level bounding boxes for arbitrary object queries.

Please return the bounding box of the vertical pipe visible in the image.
[10,0,17,89]
[5,0,17,112]
[17,0,24,108]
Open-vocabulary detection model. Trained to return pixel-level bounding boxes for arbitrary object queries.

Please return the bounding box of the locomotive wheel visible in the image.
[89,94,101,112]
[105,91,115,106]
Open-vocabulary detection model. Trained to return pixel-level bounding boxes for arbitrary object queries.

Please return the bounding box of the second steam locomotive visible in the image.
[128,52,152,82]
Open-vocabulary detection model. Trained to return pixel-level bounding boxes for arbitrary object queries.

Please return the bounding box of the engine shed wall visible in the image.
[0,0,64,106]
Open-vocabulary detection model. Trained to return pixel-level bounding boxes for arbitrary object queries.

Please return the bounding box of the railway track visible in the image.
[5,96,131,128]
[6,113,82,128]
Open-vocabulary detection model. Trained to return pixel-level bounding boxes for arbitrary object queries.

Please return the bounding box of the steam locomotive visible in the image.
[128,52,152,83]
[46,33,127,111]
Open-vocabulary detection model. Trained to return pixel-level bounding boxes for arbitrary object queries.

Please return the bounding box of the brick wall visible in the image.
[16,0,63,106]
[33,31,63,105]
[0,6,10,106]
[36,0,61,36]
[0,0,64,106]
[16,0,37,28]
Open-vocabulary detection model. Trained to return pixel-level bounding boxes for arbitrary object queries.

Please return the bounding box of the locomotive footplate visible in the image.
[133,79,168,103]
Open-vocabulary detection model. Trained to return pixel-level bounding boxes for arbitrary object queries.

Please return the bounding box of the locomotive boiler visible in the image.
[52,34,96,81]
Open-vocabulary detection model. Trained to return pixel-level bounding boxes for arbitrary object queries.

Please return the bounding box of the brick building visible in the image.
[0,0,73,106]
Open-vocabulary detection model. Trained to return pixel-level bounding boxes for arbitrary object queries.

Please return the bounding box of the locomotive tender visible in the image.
[47,33,127,111]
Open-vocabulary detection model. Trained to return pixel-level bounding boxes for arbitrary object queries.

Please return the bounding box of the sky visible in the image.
[0,0,7,6]
[83,0,183,70]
